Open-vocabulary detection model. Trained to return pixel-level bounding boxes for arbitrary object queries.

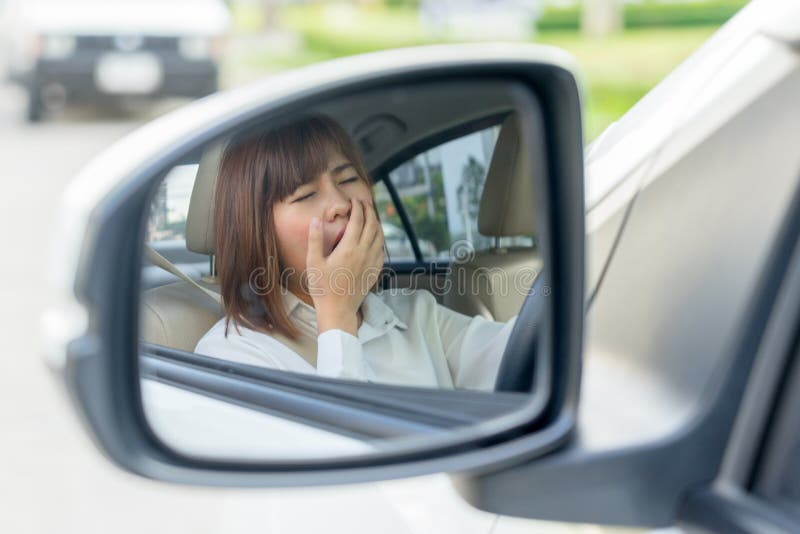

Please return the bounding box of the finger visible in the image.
[371,208,384,248]
[365,261,382,289]
[368,224,384,259]
[340,198,364,248]
[367,211,383,249]
[363,238,384,280]
[369,231,384,256]
[360,200,378,247]
[373,205,384,243]
[306,217,324,266]
[369,239,385,271]
[374,224,385,251]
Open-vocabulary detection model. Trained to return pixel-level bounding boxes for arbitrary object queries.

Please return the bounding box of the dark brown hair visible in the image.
[214,114,377,339]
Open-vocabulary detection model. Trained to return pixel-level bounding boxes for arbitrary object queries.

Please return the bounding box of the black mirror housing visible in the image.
[46,44,585,488]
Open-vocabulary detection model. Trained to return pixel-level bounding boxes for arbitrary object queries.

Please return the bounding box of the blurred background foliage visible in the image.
[538,0,746,30]
[226,0,747,140]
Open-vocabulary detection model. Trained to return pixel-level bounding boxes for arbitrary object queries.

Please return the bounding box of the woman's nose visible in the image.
[323,186,351,222]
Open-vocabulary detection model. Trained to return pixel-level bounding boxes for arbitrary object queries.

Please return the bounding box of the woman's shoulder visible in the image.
[194,318,227,353]
[194,316,310,371]
[195,316,269,352]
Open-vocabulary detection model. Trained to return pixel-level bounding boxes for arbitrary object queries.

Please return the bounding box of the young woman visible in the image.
[195,114,518,391]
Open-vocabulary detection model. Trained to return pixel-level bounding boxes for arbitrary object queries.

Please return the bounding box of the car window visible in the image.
[147,163,197,243]
[373,180,417,262]
[387,124,533,261]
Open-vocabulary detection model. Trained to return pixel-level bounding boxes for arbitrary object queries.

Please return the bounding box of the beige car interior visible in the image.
[141,87,540,353]
[141,144,225,352]
[443,113,541,322]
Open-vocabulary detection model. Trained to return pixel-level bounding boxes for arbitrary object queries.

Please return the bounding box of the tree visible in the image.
[582,0,623,38]
[457,156,487,247]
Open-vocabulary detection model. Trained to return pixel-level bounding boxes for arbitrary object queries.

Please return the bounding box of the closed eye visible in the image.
[292,191,315,203]
[292,177,356,202]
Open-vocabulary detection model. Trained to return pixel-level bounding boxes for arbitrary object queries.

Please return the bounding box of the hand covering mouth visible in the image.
[328,226,347,255]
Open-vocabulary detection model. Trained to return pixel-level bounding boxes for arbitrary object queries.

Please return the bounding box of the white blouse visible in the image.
[194,289,517,391]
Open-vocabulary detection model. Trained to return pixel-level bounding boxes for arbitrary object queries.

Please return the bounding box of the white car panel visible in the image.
[142,379,373,461]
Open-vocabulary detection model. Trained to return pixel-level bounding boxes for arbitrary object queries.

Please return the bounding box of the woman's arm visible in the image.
[433,296,518,391]
[194,321,368,380]
[315,329,368,379]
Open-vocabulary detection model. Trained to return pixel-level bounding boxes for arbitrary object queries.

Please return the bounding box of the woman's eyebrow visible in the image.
[329,162,354,175]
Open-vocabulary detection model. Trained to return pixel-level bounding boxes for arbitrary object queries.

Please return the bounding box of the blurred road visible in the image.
[0,81,152,360]
[0,83,244,534]
[0,81,190,293]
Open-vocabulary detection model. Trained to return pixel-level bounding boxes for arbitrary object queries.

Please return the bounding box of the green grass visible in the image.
[228,3,723,140]
[537,27,716,137]
[539,0,747,31]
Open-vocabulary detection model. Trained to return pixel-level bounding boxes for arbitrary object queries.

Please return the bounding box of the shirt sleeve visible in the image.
[434,301,518,391]
[195,322,369,380]
[315,329,368,380]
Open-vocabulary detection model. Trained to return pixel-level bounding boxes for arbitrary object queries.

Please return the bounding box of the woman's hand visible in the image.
[305,198,384,336]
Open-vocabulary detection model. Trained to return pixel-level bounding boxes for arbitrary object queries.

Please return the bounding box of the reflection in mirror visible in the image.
[138,80,546,461]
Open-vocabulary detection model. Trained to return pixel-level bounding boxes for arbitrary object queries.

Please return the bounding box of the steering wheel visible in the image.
[493,275,547,393]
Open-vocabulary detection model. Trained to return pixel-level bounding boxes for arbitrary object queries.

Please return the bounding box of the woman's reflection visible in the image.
[195,114,518,390]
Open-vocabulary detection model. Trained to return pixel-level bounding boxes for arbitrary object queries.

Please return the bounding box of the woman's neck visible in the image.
[292,287,315,308]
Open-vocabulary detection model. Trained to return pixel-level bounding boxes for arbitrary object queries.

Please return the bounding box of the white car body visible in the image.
[19,0,800,532]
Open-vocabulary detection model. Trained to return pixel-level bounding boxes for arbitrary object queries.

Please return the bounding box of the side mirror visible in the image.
[44,43,585,495]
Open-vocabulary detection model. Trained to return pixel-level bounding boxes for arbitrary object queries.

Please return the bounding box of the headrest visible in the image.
[185,142,224,255]
[478,113,536,238]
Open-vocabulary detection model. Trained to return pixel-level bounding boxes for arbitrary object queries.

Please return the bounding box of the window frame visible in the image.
[141,343,530,445]
[678,175,800,532]
[752,334,800,516]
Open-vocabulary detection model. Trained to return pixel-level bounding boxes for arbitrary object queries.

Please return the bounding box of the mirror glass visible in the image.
[138,79,548,461]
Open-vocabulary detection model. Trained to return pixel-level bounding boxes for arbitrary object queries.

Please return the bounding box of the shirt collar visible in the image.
[280,290,408,336]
